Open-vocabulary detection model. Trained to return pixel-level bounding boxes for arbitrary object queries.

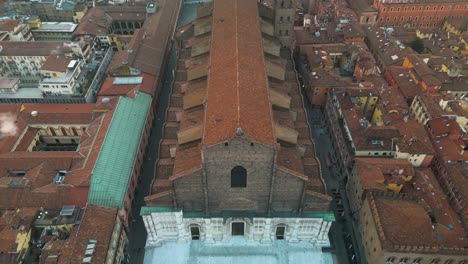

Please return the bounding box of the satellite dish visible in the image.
[31,111,38,116]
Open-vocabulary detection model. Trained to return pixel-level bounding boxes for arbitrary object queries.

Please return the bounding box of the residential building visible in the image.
[442,17,468,36]
[0,103,115,210]
[7,0,87,23]
[0,38,113,103]
[359,191,467,264]
[410,93,467,130]
[347,158,467,263]
[0,208,38,264]
[348,0,378,25]
[39,205,128,264]
[297,42,377,107]
[393,120,435,167]
[426,117,468,225]
[362,26,408,73]
[38,55,83,95]
[372,0,468,28]
[0,19,33,41]
[0,42,77,86]
[31,22,77,41]
[0,78,19,94]
[142,0,333,249]
[325,88,400,175]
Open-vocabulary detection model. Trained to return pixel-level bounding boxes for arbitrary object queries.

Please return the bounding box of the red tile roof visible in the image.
[370,194,438,248]
[58,205,118,264]
[99,73,156,96]
[203,0,274,147]
[0,20,20,32]
[41,55,72,73]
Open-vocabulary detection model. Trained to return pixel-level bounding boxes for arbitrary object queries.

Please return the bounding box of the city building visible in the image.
[347,158,467,263]
[392,120,435,167]
[7,0,87,23]
[426,117,468,225]
[297,42,377,106]
[0,103,114,210]
[348,0,378,25]
[325,88,401,175]
[38,55,84,95]
[442,17,468,36]
[38,205,128,264]
[73,5,147,46]
[0,39,113,103]
[0,41,78,86]
[372,0,468,28]
[85,0,181,225]
[0,208,38,264]
[362,26,409,73]
[31,22,77,41]
[410,93,467,130]
[0,19,33,41]
[142,0,333,253]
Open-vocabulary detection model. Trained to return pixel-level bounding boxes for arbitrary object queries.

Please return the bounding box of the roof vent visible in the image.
[101,97,110,104]
[236,127,244,136]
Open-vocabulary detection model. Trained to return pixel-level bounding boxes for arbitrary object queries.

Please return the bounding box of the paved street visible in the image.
[126,46,177,264]
[299,87,366,264]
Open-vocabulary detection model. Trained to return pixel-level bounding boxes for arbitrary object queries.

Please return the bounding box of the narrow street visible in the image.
[298,74,366,264]
[126,46,177,264]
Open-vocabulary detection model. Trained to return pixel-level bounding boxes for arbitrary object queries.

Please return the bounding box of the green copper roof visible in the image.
[88,93,152,208]
[140,207,335,221]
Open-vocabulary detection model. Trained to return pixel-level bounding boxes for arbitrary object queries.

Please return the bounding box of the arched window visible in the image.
[231,166,247,188]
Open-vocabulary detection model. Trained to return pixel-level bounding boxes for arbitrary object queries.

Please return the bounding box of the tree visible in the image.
[410,37,425,53]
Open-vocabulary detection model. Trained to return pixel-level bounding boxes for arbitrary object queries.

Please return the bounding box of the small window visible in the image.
[231,166,247,188]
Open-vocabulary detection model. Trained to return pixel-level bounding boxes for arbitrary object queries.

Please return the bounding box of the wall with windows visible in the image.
[0,55,46,86]
[204,137,275,213]
[374,1,468,28]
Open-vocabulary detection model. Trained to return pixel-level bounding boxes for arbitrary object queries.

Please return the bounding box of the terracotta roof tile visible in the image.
[41,55,72,73]
[203,0,274,146]
[58,205,118,264]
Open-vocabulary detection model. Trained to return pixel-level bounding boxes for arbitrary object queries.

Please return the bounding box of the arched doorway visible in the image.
[190,225,200,240]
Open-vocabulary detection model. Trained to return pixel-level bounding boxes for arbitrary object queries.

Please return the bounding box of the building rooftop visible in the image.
[362,26,407,68]
[88,93,152,208]
[0,41,72,57]
[33,22,78,33]
[355,158,467,254]
[354,157,414,190]
[41,55,72,73]
[0,100,118,209]
[370,194,438,248]
[55,205,118,264]
[335,91,400,152]
[203,0,274,147]
[394,120,435,155]
[386,66,422,100]
[0,19,21,32]
[0,77,19,88]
